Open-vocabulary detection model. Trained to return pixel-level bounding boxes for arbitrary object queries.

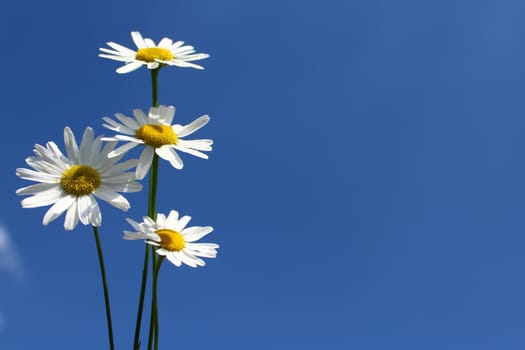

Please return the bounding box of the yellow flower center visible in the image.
[135,124,178,148]
[60,165,101,196]
[135,48,174,63]
[155,229,186,251]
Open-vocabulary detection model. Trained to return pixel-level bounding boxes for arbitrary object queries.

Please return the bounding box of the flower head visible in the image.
[102,105,213,179]
[99,31,209,73]
[124,210,218,268]
[16,127,142,230]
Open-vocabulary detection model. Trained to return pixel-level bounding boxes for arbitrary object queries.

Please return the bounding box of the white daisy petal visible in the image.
[109,135,143,143]
[181,251,204,267]
[105,41,137,54]
[170,41,185,50]
[103,105,212,172]
[172,144,209,159]
[99,54,133,62]
[125,218,143,231]
[147,62,160,69]
[42,195,76,226]
[166,252,183,267]
[88,198,102,227]
[104,158,138,174]
[101,117,123,129]
[123,231,137,239]
[115,113,141,130]
[156,213,167,227]
[133,108,149,125]
[144,38,156,47]
[102,180,142,193]
[26,156,67,175]
[158,37,173,48]
[100,31,208,74]
[64,199,80,230]
[180,53,210,61]
[174,215,192,232]
[182,226,214,242]
[100,173,138,185]
[143,216,158,228]
[156,105,175,125]
[63,127,80,163]
[16,182,57,196]
[94,189,131,211]
[42,141,67,162]
[166,210,180,227]
[123,210,218,268]
[77,195,92,225]
[176,139,213,151]
[99,48,124,56]
[156,146,183,170]
[117,61,144,74]
[16,168,60,183]
[131,31,147,48]
[108,142,139,158]
[171,44,192,52]
[136,147,155,180]
[17,127,142,230]
[21,187,64,208]
[99,140,117,159]
[167,60,205,70]
[79,127,95,162]
[124,231,149,240]
[102,117,135,135]
[186,244,218,258]
[176,115,210,137]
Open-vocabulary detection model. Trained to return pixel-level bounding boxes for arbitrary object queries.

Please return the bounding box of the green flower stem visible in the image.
[132,68,162,350]
[147,153,160,343]
[154,257,164,350]
[147,67,162,350]
[147,231,160,350]
[147,256,165,350]
[148,155,159,219]
[132,244,149,350]
[132,155,159,350]
[151,68,160,108]
[92,226,115,350]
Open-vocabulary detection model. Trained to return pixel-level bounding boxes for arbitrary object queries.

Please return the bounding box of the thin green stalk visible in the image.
[146,258,156,350]
[148,155,159,219]
[146,233,160,350]
[147,256,164,350]
[153,257,164,350]
[133,68,162,350]
[133,155,160,350]
[151,68,160,108]
[132,244,149,350]
[146,67,161,349]
[93,226,115,350]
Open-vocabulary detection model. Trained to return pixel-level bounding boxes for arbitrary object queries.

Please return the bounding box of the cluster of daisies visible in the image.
[16,32,218,268]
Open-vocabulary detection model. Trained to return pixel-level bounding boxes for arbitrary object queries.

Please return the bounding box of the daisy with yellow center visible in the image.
[124,210,218,268]
[99,31,209,74]
[102,105,213,180]
[16,127,142,230]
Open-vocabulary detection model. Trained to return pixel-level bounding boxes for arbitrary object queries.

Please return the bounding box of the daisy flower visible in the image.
[16,127,142,230]
[99,31,209,73]
[124,210,218,268]
[102,105,213,180]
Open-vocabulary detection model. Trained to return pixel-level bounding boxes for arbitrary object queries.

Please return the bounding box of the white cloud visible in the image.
[0,224,24,335]
[0,224,24,280]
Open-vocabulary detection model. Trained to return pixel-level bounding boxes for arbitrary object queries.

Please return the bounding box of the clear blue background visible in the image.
[1,0,525,349]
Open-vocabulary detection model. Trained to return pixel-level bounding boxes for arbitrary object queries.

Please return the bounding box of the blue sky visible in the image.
[2,0,525,349]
